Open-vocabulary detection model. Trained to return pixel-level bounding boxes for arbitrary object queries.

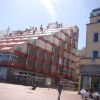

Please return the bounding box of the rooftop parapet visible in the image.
[90,8,100,17]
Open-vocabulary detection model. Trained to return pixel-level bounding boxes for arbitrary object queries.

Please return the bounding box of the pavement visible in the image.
[0,83,81,100]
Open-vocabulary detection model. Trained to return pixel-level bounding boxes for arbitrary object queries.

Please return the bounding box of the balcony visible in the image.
[80,58,100,65]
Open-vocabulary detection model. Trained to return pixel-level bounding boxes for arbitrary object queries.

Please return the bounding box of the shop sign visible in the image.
[80,65,100,75]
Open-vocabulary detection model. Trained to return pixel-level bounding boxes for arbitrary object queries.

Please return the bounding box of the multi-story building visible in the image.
[0,22,79,86]
[80,8,100,92]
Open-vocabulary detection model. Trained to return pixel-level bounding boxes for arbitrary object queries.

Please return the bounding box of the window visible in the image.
[16,46,22,51]
[32,39,36,45]
[94,33,98,42]
[0,54,10,61]
[97,20,100,23]
[0,53,16,62]
[93,51,98,58]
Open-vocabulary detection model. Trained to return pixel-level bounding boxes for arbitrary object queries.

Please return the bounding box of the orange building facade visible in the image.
[0,22,79,86]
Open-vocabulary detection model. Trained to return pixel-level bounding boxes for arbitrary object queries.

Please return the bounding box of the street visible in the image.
[0,83,81,100]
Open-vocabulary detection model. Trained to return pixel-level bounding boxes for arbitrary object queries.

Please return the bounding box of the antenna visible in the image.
[6,26,10,34]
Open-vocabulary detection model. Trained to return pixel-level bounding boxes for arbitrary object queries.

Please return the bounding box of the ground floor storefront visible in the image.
[0,66,78,91]
[80,65,100,93]
[80,75,100,92]
[0,66,60,88]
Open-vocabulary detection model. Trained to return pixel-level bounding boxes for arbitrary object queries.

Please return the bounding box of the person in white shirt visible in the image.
[80,89,90,100]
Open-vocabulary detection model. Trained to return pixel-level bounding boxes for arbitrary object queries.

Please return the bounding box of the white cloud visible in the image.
[53,0,60,4]
[40,0,58,21]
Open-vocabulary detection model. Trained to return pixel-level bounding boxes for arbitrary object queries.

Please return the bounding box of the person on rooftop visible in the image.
[40,25,43,33]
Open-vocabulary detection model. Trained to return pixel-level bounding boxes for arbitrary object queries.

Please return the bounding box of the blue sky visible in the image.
[0,0,100,49]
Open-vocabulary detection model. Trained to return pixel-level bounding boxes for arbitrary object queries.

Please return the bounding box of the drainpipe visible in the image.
[25,43,29,69]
